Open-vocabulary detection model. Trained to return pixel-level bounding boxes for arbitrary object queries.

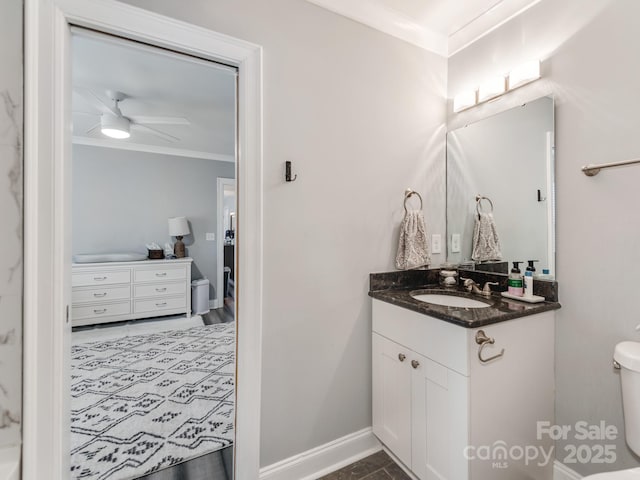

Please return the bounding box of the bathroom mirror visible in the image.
[446,95,555,274]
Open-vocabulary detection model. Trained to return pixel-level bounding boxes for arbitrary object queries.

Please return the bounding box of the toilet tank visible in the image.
[615,341,640,456]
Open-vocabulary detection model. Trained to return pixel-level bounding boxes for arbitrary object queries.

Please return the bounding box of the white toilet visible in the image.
[584,341,640,479]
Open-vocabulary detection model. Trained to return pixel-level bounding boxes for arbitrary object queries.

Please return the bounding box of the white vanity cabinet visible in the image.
[372,298,555,480]
[72,258,193,327]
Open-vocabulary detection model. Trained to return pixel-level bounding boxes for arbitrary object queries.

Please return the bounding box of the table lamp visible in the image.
[168,216,190,258]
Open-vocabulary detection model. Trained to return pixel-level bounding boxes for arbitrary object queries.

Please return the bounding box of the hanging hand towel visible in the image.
[471,212,502,262]
[396,210,430,270]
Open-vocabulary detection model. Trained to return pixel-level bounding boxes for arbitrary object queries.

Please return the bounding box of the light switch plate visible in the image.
[206,233,215,241]
[431,234,442,254]
[451,233,461,253]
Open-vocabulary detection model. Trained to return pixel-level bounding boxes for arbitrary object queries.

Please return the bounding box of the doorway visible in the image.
[23,2,263,479]
[216,177,235,319]
[69,27,237,479]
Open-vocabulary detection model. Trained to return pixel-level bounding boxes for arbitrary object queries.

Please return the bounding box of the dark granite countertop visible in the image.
[369,269,561,328]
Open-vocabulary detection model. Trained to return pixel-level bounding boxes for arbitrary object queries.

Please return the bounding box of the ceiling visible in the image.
[304,0,541,56]
[72,30,237,161]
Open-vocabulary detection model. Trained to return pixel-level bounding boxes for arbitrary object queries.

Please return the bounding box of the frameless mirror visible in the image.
[446,96,555,274]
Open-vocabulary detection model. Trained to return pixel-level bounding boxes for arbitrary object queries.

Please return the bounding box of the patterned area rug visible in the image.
[70,323,235,480]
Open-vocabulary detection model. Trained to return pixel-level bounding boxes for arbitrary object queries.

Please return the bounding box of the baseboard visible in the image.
[259,428,381,480]
[554,460,583,480]
[209,299,220,310]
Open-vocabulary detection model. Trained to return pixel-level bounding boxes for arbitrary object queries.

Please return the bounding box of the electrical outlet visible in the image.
[451,233,461,253]
[206,233,215,241]
[431,234,442,254]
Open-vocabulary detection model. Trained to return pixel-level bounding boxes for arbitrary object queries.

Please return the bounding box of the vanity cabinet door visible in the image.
[411,352,469,480]
[372,333,412,468]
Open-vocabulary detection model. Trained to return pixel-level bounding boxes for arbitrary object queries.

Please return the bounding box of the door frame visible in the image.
[23,1,263,479]
[217,177,235,310]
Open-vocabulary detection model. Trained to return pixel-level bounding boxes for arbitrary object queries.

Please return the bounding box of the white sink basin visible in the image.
[411,293,491,308]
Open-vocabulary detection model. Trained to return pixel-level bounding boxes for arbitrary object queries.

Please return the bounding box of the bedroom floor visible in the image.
[317,451,411,480]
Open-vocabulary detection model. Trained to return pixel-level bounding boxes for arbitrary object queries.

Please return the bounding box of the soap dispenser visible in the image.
[508,261,524,297]
[526,260,538,275]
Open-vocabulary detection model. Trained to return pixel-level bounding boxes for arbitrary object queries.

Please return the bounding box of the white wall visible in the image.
[120,0,447,467]
[449,0,640,475]
[0,0,23,451]
[72,145,235,302]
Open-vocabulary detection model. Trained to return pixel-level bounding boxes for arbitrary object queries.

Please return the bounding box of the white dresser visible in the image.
[71,258,193,327]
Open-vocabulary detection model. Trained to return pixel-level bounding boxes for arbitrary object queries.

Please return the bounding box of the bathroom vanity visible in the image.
[370,271,560,480]
[71,257,193,327]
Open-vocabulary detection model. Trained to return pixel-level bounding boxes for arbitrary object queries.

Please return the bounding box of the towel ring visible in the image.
[404,188,423,213]
[475,195,494,216]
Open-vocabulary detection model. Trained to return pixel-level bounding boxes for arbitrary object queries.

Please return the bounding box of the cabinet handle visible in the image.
[155,302,167,307]
[155,288,167,292]
[93,276,107,281]
[411,360,420,369]
[93,308,107,314]
[155,272,167,277]
[93,292,107,298]
[398,353,406,362]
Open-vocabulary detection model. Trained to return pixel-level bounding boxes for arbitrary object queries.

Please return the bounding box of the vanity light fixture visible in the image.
[100,113,131,139]
[453,90,477,113]
[477,76,507,103]
[508,60,541,90]
[453,60,542,113]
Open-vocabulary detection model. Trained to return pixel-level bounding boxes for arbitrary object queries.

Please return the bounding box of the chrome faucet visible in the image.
[461,278,482,294]
[462,278,499,297]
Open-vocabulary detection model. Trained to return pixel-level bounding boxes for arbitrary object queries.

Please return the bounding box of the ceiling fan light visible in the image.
[100,114,130,139]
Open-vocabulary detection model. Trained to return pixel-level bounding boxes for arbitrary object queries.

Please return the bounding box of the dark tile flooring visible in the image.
[317,450,411,480]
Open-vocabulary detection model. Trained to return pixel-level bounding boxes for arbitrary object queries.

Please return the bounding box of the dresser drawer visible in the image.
[134,282,185,298]
[134,266,187,283]
[134,296,186,314]
[72,269,131,287]
[72,286,131,304]
[72,301,131,320]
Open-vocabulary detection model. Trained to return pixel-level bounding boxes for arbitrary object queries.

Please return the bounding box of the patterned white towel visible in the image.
[472,212,502,262]
[396,210,430,270]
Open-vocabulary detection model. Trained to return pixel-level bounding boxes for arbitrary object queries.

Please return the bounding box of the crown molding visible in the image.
[72,136,235,162]
[305,0,541,57]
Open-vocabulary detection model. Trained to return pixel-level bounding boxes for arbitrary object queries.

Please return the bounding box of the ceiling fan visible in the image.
[73,88,190,142]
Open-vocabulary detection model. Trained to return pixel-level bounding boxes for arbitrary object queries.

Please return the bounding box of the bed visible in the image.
[70,322,235,480]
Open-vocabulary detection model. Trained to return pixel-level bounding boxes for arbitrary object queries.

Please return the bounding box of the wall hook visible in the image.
[285,161,297,182]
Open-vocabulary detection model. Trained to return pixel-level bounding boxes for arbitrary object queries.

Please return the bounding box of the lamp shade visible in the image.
[168,216,190,237]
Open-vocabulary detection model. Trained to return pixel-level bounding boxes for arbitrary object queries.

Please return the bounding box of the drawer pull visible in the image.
[93,292,107,298]
[155,272,167,277]
[155,288,167,293]
[93,308,107,314]
[398,353,406,362]
[411,360,420,369]
[93,276,107,281]
[155,302,167,307]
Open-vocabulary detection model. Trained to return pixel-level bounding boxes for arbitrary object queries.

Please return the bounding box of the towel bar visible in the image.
[582,158,640,176]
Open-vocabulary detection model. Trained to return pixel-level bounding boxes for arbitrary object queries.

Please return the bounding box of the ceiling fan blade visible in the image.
[85,122,101,135]
[132,124,180,143]
[74,87,119,115]
[128,115,190,126]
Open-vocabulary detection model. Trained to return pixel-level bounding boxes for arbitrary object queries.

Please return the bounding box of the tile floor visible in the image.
[317,450,411,480]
